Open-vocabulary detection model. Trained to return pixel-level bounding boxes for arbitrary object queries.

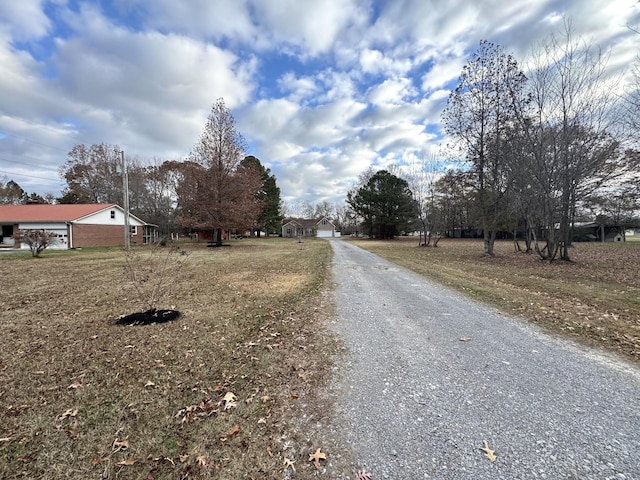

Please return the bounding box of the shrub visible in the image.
[12,229,58,257]
[123,245,190,312]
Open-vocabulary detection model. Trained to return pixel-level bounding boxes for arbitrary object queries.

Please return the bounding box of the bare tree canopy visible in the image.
[442,40,529,256]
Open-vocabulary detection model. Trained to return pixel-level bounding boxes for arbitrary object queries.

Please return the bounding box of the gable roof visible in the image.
[282,217,335,228]
[0,203,122,222]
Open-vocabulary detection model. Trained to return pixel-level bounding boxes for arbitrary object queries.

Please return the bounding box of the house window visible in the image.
[130,226,137,235]
[110,210,116,219]
[322,219,328,225]
[286,228,292,236]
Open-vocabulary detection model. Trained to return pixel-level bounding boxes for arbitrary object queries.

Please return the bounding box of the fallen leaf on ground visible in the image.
[480,440,497,462]
[153,455,175,466]
[223,392,238,410]
[223,392,237,403]
[116,455,137,466]
[309,448,326,469]
[144,380,156,388]
[355,470,372,480]
[58,409,78,420]
[112,439,130,453]
[283,457,296,471]
[197,455,209,467]
[227,424,241,437]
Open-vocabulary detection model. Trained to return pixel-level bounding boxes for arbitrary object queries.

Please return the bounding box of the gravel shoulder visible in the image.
[324,239,640,480]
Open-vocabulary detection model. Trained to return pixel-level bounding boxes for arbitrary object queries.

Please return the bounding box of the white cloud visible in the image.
[278,72,318,103]
[118,0,258,46]
[0,0,636,204]
[367,77,417,105]
[0,0,51,41]
[359,49,413,76]
[47,5,257,157]
[254,0,364,56]
[421,55,465,91]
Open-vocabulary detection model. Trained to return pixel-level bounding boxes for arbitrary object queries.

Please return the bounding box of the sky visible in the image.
[1,0,639,208]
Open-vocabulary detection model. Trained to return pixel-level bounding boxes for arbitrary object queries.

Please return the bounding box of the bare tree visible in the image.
[137,159,181,235]
[0,177,27,204]
[624,25,640,148]
[519,25,628,261]
[442,40,529,256]
[313,200,335,219]
[59,143,123,203]
[403,154,444,246]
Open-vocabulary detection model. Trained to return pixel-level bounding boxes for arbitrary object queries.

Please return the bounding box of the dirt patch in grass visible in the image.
[0,239,345,479]
[349,237,640,363]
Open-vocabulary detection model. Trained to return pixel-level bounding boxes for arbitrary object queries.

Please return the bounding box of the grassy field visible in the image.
[0,239,341,479]
[2,236,639,478]
[348,237,640,363]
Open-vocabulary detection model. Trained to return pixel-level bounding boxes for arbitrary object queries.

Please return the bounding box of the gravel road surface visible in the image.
[326,239,640,480]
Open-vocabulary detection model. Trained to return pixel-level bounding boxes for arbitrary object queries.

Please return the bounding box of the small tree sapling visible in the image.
[12,229,58,257]
[120,244,190,323]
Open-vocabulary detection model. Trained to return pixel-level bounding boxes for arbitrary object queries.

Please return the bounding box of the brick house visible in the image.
[0,203,157,249]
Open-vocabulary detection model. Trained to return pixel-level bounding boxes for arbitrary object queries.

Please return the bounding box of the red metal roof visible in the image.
[0,204,118,222]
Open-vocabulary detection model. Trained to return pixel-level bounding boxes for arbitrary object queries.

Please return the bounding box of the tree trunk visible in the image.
[483,232,495,256]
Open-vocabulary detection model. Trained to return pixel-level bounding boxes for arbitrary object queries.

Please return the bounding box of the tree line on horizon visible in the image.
[1,26,639,261]
[1,99,284,241]
[347,26,640,262]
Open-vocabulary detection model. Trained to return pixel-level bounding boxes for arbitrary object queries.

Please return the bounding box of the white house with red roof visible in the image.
[0,203,157,249]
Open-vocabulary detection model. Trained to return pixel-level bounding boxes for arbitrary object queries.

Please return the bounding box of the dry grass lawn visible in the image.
[0,238,341,479]
[349,237,640,363]
[3,235,638,478]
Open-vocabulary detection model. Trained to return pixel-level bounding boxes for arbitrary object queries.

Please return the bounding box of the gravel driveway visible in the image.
[326,239,640,480]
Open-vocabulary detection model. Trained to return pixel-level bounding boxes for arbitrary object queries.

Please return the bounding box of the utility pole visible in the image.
[121,150,130,251]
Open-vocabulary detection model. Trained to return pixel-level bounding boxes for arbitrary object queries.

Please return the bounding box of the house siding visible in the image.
[72,224,143,248]
[281,217,336,238]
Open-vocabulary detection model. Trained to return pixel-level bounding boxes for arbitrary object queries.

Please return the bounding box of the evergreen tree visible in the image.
[240,156,283,236]
[347,170,417,239]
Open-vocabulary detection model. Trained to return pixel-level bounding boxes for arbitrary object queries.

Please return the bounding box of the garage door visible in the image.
[317,230,333,238]
[48,228,68,249]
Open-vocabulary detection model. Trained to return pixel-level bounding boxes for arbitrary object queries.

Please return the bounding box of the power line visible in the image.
[0,156,61,172]
[0,169,61,182]
[0,129,75,155]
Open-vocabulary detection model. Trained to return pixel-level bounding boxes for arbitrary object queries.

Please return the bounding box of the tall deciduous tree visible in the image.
[59,143,124,204]
[0,178,27,204]
[434,170,479,238]
[404,154,445,247]
[442,40,529,256]
[347,170,417,239]
[136,160,181,235]
[518,26,630,261]
[180,98,262,244]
